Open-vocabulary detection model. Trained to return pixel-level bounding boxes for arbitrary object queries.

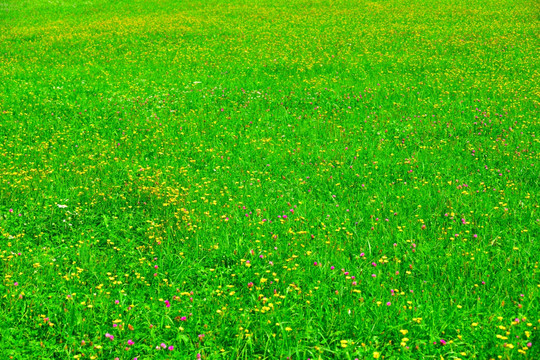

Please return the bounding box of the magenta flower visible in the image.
[14,282,18,286]
[161,343,167,348]
[386,302,391,306]
[168,346,174,351]
[105,333,114,340]
[127,339,134,345]
[440,339,447,345]
[164,300,170,308]
[115,300,119,304]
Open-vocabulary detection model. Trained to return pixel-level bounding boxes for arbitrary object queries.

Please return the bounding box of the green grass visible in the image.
[0,0,538,358]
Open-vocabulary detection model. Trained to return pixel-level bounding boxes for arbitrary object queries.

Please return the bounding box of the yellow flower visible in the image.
[373,352,380,359]
[285,327,292,331]
[400,329,408,335]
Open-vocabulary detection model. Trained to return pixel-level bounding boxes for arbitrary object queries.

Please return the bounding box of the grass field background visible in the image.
[0,0,539,358]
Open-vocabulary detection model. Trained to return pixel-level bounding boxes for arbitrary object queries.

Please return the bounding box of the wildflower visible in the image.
[105,333,114,340]
[168,346,174,351]
[440,339,447,345]
[161,343,167,348]
[164,300,170,308]
[386,302,391,306]
[115,300,119,304]
[128,340,134,345]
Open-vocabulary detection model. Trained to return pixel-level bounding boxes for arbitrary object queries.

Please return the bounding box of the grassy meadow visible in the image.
[0,0,539,358]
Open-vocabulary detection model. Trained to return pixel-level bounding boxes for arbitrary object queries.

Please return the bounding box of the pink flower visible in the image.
[115,300,119,304]
[127,339,134,345]
[9,209,13,213]
[440,339,447,346]
[105,333,114,340]
[14,282,18,286]
[164,300,170,308]
[168,346,174,351]
[161,343,167,348]
[360,253,365,257]
[386,302,391,306]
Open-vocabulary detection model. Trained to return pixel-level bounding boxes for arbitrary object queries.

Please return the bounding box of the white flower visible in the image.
[57,204,68,208]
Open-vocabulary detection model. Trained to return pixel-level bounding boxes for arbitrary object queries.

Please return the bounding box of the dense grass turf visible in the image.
[0,0,539,358]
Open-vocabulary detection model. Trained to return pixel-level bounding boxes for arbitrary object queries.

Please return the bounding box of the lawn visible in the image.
[0,0,538,358]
